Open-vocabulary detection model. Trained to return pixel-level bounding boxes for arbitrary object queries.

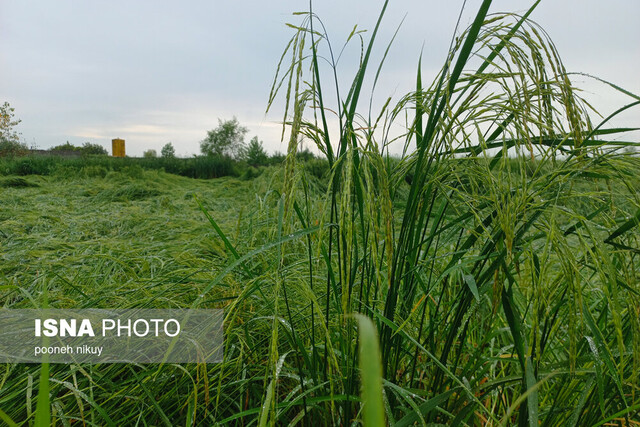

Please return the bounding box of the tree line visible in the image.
[1,102,310,168]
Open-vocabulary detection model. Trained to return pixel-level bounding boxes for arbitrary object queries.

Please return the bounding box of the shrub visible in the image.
[0,137,28,157]
[0,153,244,180]
[80,142,107,155]
[50,142,107,155]
[269,151,286,165]
[304,157,329,179]
[49,142,77,152]
[296,148,315,162]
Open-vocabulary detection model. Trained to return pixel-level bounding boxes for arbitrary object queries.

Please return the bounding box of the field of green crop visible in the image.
[1,156,638,425]
[0,167,298,424]
[2,0,640,425]
[0,167,275,306]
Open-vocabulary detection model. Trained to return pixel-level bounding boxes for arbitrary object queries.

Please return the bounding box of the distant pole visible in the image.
[112,138,125,157]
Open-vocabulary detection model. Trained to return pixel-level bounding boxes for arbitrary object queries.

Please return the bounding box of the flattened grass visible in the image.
[0,169,285,424]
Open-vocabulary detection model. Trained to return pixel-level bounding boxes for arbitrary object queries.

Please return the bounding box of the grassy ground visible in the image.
[0,168,290,424]
[0,155,638,425]
[0,167,285,307]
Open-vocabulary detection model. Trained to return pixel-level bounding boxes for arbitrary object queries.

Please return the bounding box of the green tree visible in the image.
[0,101,27,156]
[0,102,21,143]
[143,149,157,158]
[161,142,176,158]
[243,136,268,166]
[200,117,248,159]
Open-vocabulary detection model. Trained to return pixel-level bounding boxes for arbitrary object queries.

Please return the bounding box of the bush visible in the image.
[50,142,77,152]
[50,142,107,155]
[0,154,244,180]
[269,151,286,165]
[296,148,315,162]
[180,156,239,179]
[14,157,52,175]
[0,137,28,157]
[81,142,107,155]
[304,157,330,179]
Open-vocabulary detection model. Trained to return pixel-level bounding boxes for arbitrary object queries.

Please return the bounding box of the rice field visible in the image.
[0,167,293,424]
[2,0,640,425]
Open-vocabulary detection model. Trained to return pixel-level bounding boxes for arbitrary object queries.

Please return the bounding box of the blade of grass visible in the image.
[355,314,385,427]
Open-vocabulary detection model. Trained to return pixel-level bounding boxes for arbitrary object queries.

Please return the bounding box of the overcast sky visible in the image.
[2,0,638,157]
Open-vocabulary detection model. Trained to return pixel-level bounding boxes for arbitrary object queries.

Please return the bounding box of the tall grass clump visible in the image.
[217,0,640,424]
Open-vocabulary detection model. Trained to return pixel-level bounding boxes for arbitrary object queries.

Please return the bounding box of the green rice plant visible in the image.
[259,0,640,424]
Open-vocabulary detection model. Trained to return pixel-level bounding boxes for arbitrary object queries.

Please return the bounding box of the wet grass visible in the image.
[0,155,639,425]
[0,167,298,424]
[0,168,278,304]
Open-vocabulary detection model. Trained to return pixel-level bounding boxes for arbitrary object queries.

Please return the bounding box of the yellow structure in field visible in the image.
[112,138,125,157]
